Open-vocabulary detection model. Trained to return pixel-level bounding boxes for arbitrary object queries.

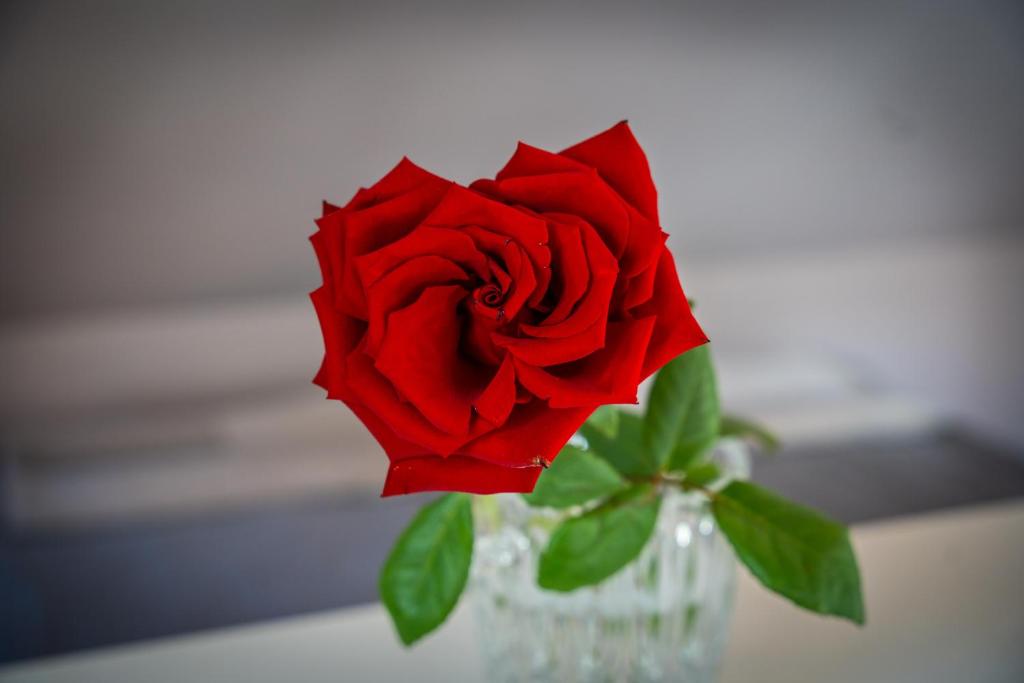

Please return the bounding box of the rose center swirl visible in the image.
[473,283,504,308]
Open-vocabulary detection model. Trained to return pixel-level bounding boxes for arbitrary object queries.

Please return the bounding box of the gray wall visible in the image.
[2,0,1022,317]
[1,0,1023,447]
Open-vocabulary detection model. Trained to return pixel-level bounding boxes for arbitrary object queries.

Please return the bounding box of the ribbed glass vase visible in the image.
[469,440,750,683]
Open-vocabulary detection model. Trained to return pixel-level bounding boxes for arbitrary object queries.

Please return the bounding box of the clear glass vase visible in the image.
[470,439,751,683]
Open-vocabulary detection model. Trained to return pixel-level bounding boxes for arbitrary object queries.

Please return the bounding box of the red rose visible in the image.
[310,122,706,496]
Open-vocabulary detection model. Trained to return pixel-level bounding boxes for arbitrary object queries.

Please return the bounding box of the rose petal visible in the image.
[346,397,428,461]
[355,225,488,289]
[310,286,366,398]
[538,217,588,325]
[517,219,618,339]
[459,401,592,468]
[346,342,479,455]
[620,202,666,279]
[633,250,709,378]
[315,158,451,316]
[619,236,664,312]
[424,185,549,252]
[322,200,342,217]
[463,313,505,366]
[363,255,470,355]
[494,318,606,366]
[338,181,451,318]
[488,257,512,293]
[313,210,345,298]
[479,136,663,280]
[354,157,447,208]
[495,141,591,180]
[375,285,487,436]
[424,185,552,305]
[472,355,517,425]
[478,170,629,265]
[381,455,542,496]
[560,121,660,224]
[513,317,656,408]
[309,230,335,291]
[459,225,536,320]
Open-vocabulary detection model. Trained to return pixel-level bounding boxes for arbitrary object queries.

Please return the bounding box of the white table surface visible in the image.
[2,500,1023,683]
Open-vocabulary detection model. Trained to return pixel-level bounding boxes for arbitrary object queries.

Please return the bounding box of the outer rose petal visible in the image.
[346,342,486,456]
[478,140,664,281]
[619,202,666,282]
[310,286,365,397]
[346,397,428,461]
[635,250,709,378]
[338,181,451,317]
[382,456,542,496]
[309,229,335,287]
[316,157,452,317]
[560,121,660,224]
[620,248,660,311]
[494,141,591,180]
[459,401,593,468]
[351,156,448,209]
[312,210,345,298]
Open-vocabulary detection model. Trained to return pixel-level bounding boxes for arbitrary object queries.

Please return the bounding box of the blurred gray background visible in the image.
[1,0,1023,664]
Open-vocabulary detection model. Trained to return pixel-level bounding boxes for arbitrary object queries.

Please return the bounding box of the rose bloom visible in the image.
[311,122,706,495]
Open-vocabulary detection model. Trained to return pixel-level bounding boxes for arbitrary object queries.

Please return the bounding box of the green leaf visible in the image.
[538,485,661,591]
[683,461,721,487]
[711,481,865,625]
[523,445,627,509]
[580,410,659,477]
[644,344,720,472]
[720,414,781,453]
[585,404,620,437]
[379,494,474,645]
